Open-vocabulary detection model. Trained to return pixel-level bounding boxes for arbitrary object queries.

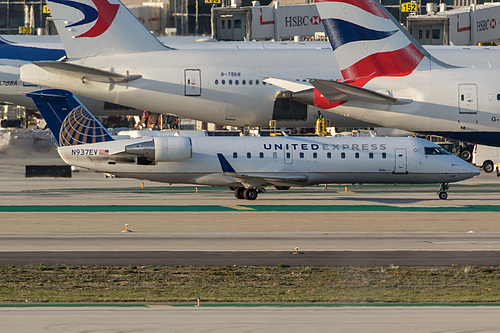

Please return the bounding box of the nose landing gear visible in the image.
[437,183,449,200]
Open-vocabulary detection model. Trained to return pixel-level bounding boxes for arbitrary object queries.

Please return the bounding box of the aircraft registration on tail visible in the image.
[27,89,479,200]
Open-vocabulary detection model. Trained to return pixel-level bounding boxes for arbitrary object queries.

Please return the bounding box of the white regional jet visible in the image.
[27,89,478,200]
[18,0,500,139]
[269,0,500,147]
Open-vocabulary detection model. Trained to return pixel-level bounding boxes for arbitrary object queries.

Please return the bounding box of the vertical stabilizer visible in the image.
[315,0,453,83]
[46,0,168,59]
[27,89,114,146]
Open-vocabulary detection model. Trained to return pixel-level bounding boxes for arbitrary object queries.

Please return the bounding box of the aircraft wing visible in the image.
[263,78,312,92]
[309,79,412,105]
[32,61,142,83]
[217,153,308,187]
[232,173,309,187]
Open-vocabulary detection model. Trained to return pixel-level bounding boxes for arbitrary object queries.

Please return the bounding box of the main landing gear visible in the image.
[437,183,449,200]
[234,187,259,200]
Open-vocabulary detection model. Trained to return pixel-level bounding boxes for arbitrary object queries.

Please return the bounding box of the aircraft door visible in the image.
[284,146,293,164]
[458,84,477,114]
[184,69,201,96]
[394,149,407,174]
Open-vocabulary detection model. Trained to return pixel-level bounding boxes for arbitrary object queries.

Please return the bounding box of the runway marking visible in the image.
[2,205,500,212]
[221,205,256,211]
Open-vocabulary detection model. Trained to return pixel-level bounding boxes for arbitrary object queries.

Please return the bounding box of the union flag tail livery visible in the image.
[27,89,114,146]
[315,0,451,83]
[47,0,166,58]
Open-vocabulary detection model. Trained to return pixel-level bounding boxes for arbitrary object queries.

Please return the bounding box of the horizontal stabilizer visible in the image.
[32,61,142,83]
[264,78,312,93]
[309,79,412,105]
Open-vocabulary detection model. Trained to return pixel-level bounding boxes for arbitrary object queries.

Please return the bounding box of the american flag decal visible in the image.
[98,149,109,156]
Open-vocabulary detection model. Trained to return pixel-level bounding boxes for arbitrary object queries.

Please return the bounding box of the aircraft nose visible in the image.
[455,159,480,176]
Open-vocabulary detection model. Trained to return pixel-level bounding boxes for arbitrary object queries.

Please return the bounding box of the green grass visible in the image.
[1,265,500,303]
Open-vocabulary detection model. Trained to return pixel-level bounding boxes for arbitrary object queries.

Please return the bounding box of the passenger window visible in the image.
[247,152,251,158]
[313,152,317,159]
[256,79,260,85]
[249,80,253,85]
[355,152,359,159]
[259,152,264,158]
[233,152,238,158]
[382,153,386,159]
[369,152,374,159]
[273,152,277,159]
[286,152,291,159]
[215,79,219,85]
[221,20,225,29]
[228,20,232,29]
[229,80,233,85]
[327,152,331,158]
[299,152,304,158]
[341,152,346,159]
[222,80,225,85]
[235,80,239,85]
[242,80,246,85]
[497,94,500,100]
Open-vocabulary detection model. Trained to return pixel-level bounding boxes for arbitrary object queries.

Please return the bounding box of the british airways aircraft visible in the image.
[269,0,500,147]
[27,89,478,200]
[17,0,500,135]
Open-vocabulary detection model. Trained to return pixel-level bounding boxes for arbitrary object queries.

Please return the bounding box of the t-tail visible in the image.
[27,89,114,146]
[315,0,454,84]
[46,0,168,59]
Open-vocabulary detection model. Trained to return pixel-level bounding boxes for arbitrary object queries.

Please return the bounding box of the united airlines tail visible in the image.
[27,89,114,146]
[315,0,453,84]
[46,0,167,59]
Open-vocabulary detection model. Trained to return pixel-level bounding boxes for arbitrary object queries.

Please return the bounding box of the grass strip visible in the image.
[1,265,500,303]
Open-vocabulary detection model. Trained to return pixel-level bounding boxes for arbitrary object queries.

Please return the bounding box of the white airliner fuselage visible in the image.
[59,135,478,189]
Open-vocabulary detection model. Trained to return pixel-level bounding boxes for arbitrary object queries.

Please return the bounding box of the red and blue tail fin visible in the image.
[315,0,452,84]
[27,89,114,146]
[46,0,167,59]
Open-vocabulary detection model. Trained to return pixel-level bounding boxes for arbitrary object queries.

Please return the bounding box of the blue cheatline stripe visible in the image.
[322,18,397,51]
[0,43,66,61]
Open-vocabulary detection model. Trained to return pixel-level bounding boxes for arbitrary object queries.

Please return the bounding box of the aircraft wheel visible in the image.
[275,186,290,191]
[438,191,448,200]
[234,187,245,199]
[460,149,472,162]
[483,161,494,173]
[243,188,258,200]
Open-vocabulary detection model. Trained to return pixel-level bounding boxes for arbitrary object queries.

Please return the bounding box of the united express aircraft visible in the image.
[28,89,479,200]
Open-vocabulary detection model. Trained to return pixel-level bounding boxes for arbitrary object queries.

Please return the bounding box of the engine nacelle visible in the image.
[154,136,192,162]
[125,136,192,162]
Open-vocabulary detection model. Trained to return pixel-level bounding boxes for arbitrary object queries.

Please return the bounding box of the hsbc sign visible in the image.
[284,16,322,27]
[251,4,325,39]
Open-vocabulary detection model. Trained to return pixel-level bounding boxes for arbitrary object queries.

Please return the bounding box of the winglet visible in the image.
[217,153,236,173]
[27,89,114,146]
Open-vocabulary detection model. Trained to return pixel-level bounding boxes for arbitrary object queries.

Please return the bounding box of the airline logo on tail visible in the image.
[27,89,114,146]
[316,0,425,83]
[59,104,113,146]
[50,0,119,38]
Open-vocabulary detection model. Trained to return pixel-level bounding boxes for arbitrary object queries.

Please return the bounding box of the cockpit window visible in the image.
[425,147,451,155]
